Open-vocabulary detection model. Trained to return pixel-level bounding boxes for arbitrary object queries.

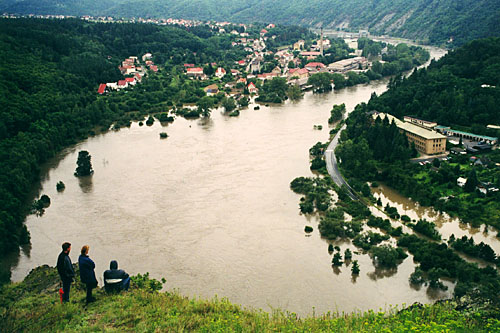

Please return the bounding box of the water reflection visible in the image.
[367,266,398,281]
[78,176,93,193]
[372,183,500,253]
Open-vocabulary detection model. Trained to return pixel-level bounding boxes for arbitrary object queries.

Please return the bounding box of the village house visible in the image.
[186,67,206,80]
[150,65,158,72]
[272,66,281,75]
[305,62,326,73]
[257,72,278,81]
[230,69,240,76]
[215,67,226,78]
[288,68,309,80]
[238,77,247,85]
[247,82,258,94]
[106,82,118,90]
[125,77,136,86]
[457,177,467,187]
[293,40,305,50]
[142,53,152,62]
[203,84,219,96]
[117,80,128,89]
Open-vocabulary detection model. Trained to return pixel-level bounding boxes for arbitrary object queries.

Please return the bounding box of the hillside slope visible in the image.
[1,265,499,331]
[2,0,500,46]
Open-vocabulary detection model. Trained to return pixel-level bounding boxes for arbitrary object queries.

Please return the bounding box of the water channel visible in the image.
[9,45,478,316]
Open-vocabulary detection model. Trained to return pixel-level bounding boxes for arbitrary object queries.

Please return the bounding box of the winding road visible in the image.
[324,122,358,200]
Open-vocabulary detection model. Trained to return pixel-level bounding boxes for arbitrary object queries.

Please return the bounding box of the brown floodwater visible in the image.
[9,46,452,316]
[372,184,500,254]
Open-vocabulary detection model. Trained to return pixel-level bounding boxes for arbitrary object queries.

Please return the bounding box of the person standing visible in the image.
[78,245,98,304]
[56,242,75,303]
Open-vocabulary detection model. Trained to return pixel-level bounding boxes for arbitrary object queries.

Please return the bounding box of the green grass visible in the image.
[1,266,499,332]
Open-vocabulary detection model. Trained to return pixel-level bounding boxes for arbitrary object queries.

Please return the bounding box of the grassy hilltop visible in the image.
[1,265,499,332]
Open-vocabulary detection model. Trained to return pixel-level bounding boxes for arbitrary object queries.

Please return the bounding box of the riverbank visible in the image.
[1,265,498,332]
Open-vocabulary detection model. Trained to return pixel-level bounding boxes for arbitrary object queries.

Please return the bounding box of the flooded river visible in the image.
[8,46,456,316]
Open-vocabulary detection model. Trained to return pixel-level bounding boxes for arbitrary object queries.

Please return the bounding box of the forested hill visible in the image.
[2,0,500,46]
[368,37,500,132]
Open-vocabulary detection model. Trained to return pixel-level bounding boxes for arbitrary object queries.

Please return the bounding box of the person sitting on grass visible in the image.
[103,260,130,292]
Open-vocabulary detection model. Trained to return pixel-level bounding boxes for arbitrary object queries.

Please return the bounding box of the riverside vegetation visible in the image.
[290,37,500,322]
[1,265,499,331]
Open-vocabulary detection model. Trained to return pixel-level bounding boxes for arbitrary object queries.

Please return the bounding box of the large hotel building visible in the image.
[372,113,447,155]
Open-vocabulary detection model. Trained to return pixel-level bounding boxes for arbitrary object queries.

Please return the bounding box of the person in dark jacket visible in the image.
[78,245,98,303]
[103,260,130,292]
[56,242,75,303]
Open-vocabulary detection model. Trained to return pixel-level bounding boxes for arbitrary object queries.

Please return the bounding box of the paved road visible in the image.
[324,123,358,200]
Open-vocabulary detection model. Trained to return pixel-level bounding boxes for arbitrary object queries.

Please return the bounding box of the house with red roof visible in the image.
[150,65,158,72]
[186,67,206,80]
[237,60,246,66]
[184,63,195,68]
[260,29,268,35]
[288,68,309,78]
[117,80,128,89]
[125,77,136,85]
[215,67,226,78]
[97,83,107,94]
[305,62,326,73]
[247,82,258,94]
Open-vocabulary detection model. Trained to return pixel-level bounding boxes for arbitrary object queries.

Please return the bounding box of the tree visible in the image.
[197,96,215,117]
[74,151,93,177]
[464,168,478,192]
[308,72,332,93]
[221,96,236,112]
[351,260,360,275]
[56,181,65,192]
[238,96,249,107]
[332,252,343,266]
[369,245,407,268]
[344,248,352,260]
[287,84,303,101]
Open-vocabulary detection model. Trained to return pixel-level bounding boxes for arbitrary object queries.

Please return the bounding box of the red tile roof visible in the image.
[118,80,127,86]
[187,67,203,73]
[97,83,106,94]
[125,77,135,83]
[306,62,325,68]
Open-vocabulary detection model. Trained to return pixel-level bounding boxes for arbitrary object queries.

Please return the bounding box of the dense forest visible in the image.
[1,0,500,46]
[335,37,500,229]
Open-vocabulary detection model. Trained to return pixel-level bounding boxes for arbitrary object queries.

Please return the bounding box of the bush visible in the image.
[56,181,65,192]
[304,226,313,233]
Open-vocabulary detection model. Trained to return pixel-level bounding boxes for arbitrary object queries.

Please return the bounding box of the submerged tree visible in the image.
[74,150,93,177]
[351,260,360,275]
